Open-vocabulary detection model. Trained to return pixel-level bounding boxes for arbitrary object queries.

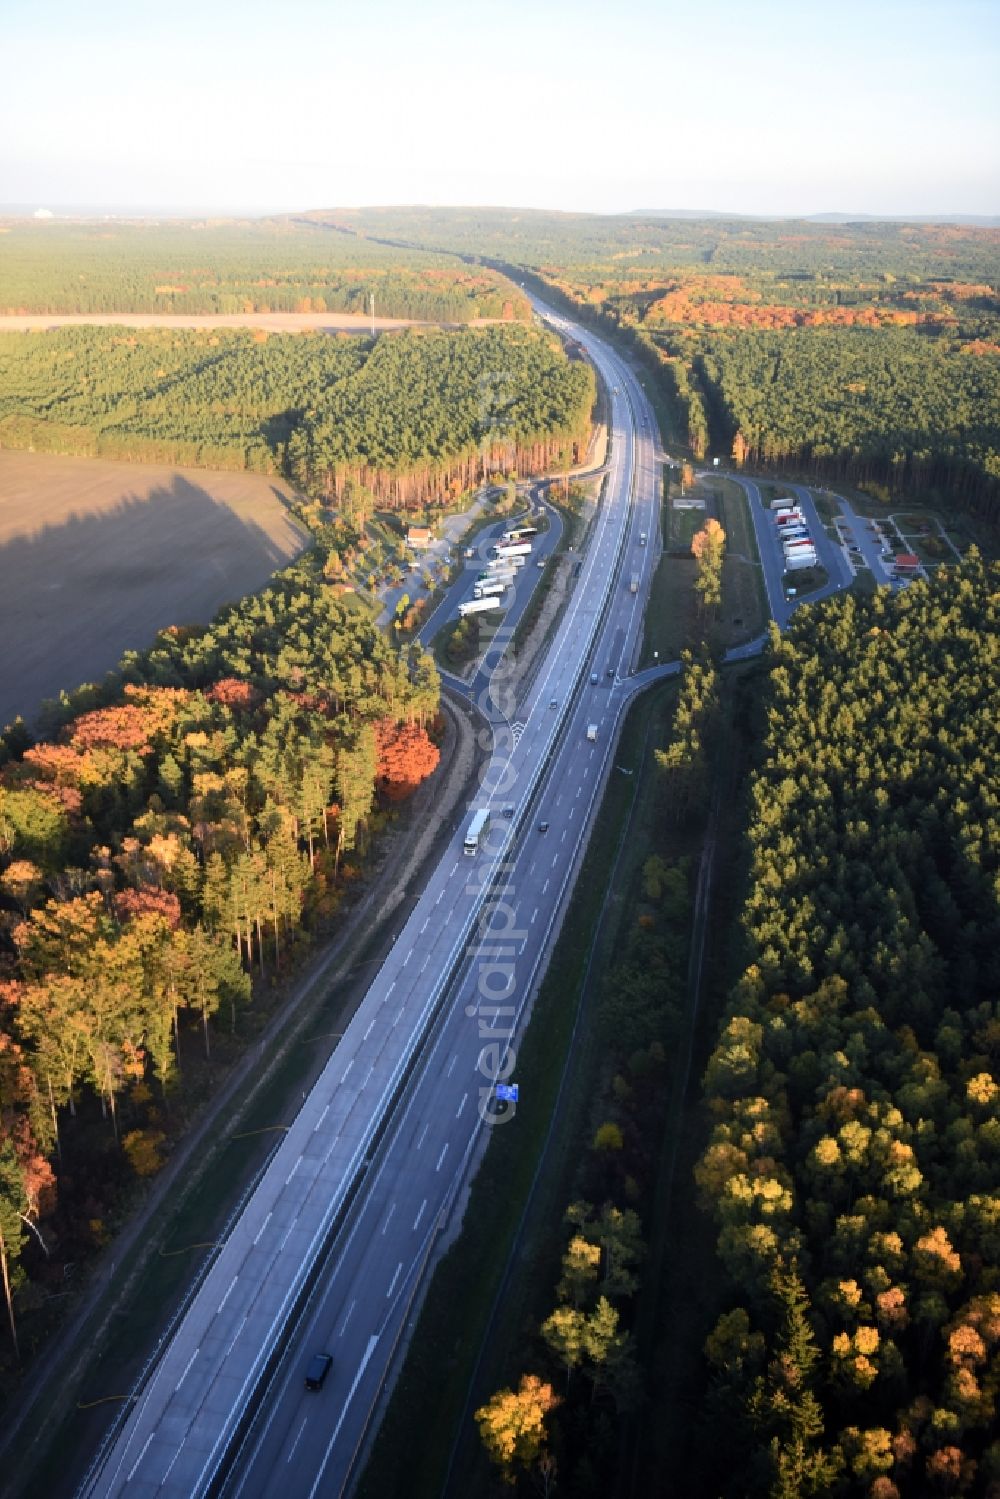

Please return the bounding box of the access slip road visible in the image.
[78,300,661,1499]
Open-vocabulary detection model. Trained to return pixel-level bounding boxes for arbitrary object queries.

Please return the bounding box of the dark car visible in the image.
[538,821,550,834]
[502,805,514,818]
[305,1352,333,1391]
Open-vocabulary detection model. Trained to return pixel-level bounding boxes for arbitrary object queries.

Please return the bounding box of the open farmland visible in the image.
[0,450,308,728]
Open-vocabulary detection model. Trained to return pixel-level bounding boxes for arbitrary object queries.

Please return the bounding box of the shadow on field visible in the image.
[0,476,305,732]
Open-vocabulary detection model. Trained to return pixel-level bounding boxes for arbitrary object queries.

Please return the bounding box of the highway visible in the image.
[78,301,662,1499]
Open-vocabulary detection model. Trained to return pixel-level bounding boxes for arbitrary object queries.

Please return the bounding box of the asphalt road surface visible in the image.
[418,489,565,701]
[79,299,661,1499]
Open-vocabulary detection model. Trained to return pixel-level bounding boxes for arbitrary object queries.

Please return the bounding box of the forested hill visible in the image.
[694,555,1000,1496]
[0,220,530,322]
[302,208,1000,280]
[0,324,595,501]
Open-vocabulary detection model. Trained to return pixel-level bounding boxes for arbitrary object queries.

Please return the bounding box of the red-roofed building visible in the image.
[895,553,920,572]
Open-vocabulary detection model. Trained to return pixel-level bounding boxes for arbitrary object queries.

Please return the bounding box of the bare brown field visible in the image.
[0,451,309,729]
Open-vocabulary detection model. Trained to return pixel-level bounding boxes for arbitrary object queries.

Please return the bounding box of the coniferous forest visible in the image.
[693,556,1000,1496]
[0,324,595,498]
[326,208,999,520]
[0,220,530,322]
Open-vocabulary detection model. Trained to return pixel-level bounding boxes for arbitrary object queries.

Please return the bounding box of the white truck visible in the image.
[785,550,817,572]
[473,579,509,600]
[459,595,504,618]
[492,541,531,560]
[463,808,491,856]
[770,497,796,511]
[586,724,598,742]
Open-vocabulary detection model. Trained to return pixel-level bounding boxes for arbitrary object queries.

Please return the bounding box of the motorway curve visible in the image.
[79,301,660,1499]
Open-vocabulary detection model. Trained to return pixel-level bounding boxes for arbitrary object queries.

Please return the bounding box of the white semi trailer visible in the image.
[458,595,504,618]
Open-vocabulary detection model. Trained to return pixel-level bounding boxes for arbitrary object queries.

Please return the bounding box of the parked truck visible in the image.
[459,595,504,618]
[775,509,804,526]
[473,579,509,600]
[492,541,531,560]
[785,551,817,572]
[770,497,796,511]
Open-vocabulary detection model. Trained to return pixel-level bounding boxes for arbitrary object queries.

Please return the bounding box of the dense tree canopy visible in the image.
[0,324,594,502]
[287,325,595,505]
[0,554,441,1363]
[303,209,1000,282]
[0,221,530,321]
[691,329,1000,517]
[695,556,1000,1496]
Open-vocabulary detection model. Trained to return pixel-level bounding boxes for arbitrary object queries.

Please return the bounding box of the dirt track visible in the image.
[0,312,420,334]
[0,451,308,729]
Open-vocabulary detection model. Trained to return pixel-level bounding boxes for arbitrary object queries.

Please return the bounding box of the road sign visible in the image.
[496,1083,519,1103]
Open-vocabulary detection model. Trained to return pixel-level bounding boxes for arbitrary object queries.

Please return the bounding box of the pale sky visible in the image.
[2,0,998,216]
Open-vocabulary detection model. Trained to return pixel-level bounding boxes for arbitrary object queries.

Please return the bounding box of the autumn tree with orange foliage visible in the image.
[691,518,725,610]
[374,719,440,801]
[0,559,441,1360]
[475,1373,560,1482]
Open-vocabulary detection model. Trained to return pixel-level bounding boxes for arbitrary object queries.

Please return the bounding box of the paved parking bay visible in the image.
[731,477,851,626]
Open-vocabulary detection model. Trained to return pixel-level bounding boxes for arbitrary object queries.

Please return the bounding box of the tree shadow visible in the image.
[0,470,308,732]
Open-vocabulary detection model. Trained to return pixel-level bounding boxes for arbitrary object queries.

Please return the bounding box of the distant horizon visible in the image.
[2,203,999,228]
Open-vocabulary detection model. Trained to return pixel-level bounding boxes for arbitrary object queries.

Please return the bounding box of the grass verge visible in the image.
[667,501,705,552]
[640,556,699,665]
